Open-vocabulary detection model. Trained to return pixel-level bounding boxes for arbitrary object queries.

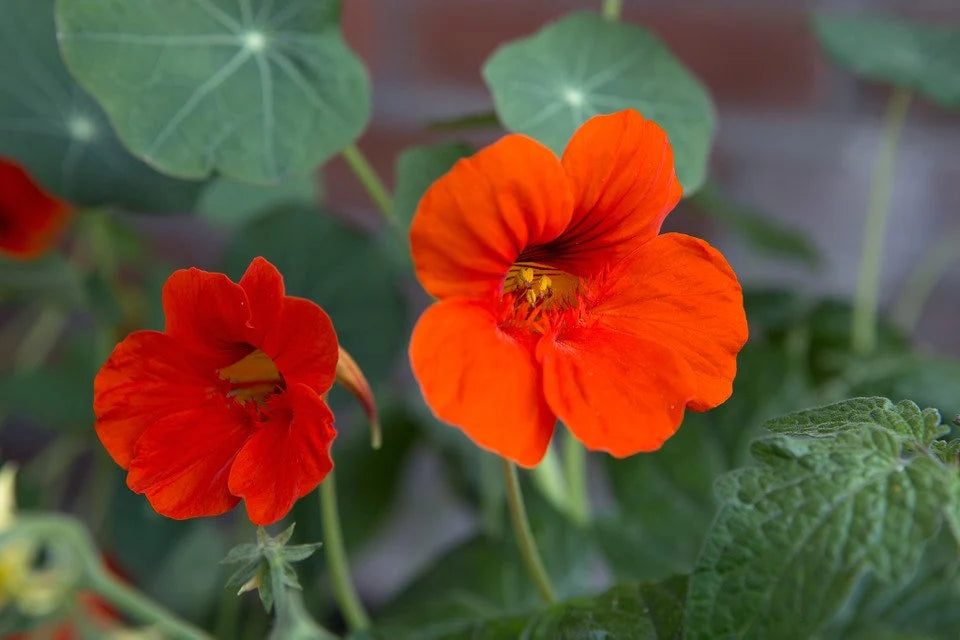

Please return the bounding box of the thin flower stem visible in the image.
[851,87,912,354]
[503,459,558,604]
[13,306,67,369]
[341,144,397,226]
[88,563,213,640]
[319,472,371,631]
[563,435,590,525]
[891,226,960,331]
[602,0,623,21]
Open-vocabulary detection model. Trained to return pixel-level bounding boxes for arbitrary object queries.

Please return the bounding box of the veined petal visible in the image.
[238,256,285,340]
[126,402,252,520]
[538,326,696,456]
[94,331,217,468]
[161,267,252,359]
[228,383,336,526]
[261,296,338,394]
[410,135,573,300]
[549,110,682,274]
[409,299,555,466]
[592,233,747,410]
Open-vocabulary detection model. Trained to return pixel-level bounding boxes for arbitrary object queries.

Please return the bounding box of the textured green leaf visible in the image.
[198,174,321,228]
[813,15,960,110]
[57,0,370,183]
[394,142,471,229]
[0,0,201,210]
[222,206,407,388]
[690,183,820,267]
[686,399,956,640]
[483,12,715,194]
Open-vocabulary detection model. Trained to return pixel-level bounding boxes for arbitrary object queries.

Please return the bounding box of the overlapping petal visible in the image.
[161,268,252,361]
[591,233,747,410]
[410,135,574,300]
[228,383,336,525]
[537,326,696,456]
[410,299,555,466]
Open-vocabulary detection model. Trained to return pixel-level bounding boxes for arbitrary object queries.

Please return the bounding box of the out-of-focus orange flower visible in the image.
[409,110,748,466]
[0,158,71,260]
[94,257,340,525]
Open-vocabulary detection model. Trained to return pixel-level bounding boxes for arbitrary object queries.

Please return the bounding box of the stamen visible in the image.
[218,349,283,406]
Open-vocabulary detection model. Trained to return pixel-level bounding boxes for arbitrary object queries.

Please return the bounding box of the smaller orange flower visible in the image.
[0,158,71,260]
[94,257,342,525]
[409,110,748,466]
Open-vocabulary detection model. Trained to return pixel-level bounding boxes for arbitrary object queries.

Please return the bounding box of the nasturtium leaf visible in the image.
[57,0,371,183]
[198,174,321,228]
[690,183,821,268]
[686,398,957,640]
[394,142,471,229]
[0,0,201,211]
[222,206,406,388]
[482,12,715,194]
[812,15,960,110]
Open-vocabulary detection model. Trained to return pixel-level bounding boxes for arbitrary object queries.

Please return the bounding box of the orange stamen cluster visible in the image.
[500,263,583,333]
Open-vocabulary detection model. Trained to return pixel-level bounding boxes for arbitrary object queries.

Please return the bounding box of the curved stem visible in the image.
[602,0,623,21]
[502,460,557,604]
[319,473,371,631]
[88,563,213,640]
[341,144,396,226]
[563,435,590,525]
[851,87,912,354]
[891,226,960,331]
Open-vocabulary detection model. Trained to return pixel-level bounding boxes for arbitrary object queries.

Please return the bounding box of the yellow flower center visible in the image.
[218,349,283,405]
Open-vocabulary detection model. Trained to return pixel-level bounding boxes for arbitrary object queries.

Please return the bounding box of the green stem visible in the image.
[602,0,623,21]
[319,473,371,631]
[14,306,68,370]
[891,226,960,331]
[563,435,590,525]
[529,445,568,519]
[341,144,397,226]
[503,460,557,604]
[88,563,212,640]
[851,87,912,354]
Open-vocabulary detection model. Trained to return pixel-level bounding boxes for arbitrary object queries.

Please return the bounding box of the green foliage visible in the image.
[222,206,407,389]
[0,256,85,308]
[394,142,471,229]
[56,0,370,183]
[0,0,202,211]
[812,14,960,110]
[483,12,715,194]
[690,183,821,268]
[198,174,322,229]
[686,398,960,640]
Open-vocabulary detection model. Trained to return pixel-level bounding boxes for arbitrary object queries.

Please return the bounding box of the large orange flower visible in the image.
[94,257,339,525]
[409,110,747,466]
[0,158,71,259]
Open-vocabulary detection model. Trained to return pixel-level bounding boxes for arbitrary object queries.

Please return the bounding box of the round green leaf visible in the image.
[813,15,960,110]
[222,206,406,388]
[56,0,371,183]
[0,0,201,211]
[482,12,715,195]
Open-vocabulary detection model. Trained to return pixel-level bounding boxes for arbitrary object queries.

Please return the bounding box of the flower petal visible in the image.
[161,267,252,358]
[553,110,682,274]
[94,331,217,468]
[409,299,555,466]
[261,296,338,394]
[591,233,747,410]
[239,256,285,339]
[538,326,696,456]
[0,158,71,259]
[410,135,573,300]
[228,383,336,525]
[126,402,252,519]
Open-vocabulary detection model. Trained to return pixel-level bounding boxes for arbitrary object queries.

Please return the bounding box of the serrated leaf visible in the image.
[690,183,820,268]
[686,402,955,640]
[394,142,471,229]
[222,206,407,389]
[57,0,370,183]
[0,0,202,211]
[482,12,715,194]
[812,14,960,110]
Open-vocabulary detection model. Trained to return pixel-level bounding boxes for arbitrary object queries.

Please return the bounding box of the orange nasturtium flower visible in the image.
[94,257,349,525]
[409,109,748,466]
[0,158,71,260]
